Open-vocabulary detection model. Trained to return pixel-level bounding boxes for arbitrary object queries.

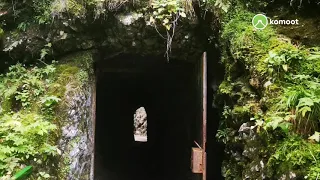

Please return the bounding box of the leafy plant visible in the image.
[145,0,193,60]
[0,63,62,178]
[216,128,234,144]
[148,0,188,30]
[39,43,52,61]
[213,0,231,12]
[264,49,304,77]
[277,77,320,135]
[0,113,58,177]
[267,136,320,178]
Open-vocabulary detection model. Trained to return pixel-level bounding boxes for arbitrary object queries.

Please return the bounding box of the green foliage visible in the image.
[0,113,58,176]
[0,60,87,179]
[300,48,320,75]
[264,48,304,77]
[32,0,53,24]
[218,81,233,95]
[51,0,87,18]
[206,0,231,12]
[0,63,62,178]
[220,10,278,80]
[40,43,53,61]
[262,115,292,134]
[0,63,57,110]
[216,128,234,144]
[267,136,320,178]
[218,3,320,179]
[219,5,320,135]
[147,0,191,30]
[307,163,320,180]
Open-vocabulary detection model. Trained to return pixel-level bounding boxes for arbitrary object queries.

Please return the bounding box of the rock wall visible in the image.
[59,84,94,180]
[56,51,95,180]
[215,1,320,179]
[0,0,205,70]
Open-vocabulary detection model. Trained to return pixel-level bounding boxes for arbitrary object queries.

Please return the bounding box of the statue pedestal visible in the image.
[134,134,148,142]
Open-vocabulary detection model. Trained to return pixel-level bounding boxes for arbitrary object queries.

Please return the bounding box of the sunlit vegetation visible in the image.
[0,0,320,179]
[0,59,89,178]
[216,0,320,179]
[0,63,60,178]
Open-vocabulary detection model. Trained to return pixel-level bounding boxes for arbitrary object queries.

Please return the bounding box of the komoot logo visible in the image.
[252,14,299,30]
[252,14,268,30]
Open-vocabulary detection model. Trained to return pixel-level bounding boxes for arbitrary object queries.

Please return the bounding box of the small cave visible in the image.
[94,53,223,180]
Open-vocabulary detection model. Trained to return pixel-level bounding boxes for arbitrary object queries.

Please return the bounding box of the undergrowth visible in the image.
[217,2,320,179]
[0,62,84,179]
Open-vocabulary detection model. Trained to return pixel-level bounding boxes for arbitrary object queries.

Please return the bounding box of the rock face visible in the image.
[57,9,202,62]
[57,52,95,180]
[59,86,94,180]
[134,107,147,141]
[1,1,204,68]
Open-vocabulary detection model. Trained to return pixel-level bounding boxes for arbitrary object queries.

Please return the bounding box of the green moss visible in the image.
[58,51,94,72]
[218,2,320,180]
[219,81,233,95]
[0,56,93,178]
[46,65,78,101]
[267,136,320,179]
[232,105,250,116]
[66,0,86,17]
[56,65,80,83]
[299,48,320,75]
[51,0,86,17]
[76,69,89,85]
[58,156,71,179]
[1,97,13,113]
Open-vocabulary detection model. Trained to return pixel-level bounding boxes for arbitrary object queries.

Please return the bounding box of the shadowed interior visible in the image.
[94,55,199,180]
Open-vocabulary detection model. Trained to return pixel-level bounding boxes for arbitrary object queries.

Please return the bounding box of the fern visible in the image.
[0,63,62,178]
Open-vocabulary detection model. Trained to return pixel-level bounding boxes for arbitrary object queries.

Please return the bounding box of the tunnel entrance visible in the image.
[94,54,207,180]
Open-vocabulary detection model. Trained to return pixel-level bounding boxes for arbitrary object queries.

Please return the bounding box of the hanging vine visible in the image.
[146,0,193,61]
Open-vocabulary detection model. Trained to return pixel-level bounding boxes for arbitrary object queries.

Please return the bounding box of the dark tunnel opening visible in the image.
[206,49,225,180]
[94,54,224,180]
